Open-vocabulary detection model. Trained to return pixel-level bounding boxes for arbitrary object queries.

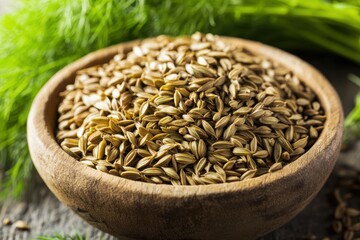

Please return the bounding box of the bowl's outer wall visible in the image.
[27,37,343,240]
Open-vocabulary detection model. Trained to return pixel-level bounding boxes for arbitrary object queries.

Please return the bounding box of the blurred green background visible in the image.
[0,0,359,201]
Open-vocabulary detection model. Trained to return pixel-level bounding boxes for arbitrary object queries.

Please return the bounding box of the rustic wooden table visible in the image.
[0,51,359,240]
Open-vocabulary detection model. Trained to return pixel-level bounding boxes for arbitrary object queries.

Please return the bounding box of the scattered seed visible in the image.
[346,208,360,217]
[333,220,343,233]
[344,230,354,240]
[14,220,30,231]
[2,218,11,226]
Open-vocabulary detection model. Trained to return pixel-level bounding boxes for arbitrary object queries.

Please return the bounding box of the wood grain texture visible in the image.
[2,149,360,240]
[26,37,343,240]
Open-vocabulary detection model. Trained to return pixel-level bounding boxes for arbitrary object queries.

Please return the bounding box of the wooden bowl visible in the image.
[27,36,343,240]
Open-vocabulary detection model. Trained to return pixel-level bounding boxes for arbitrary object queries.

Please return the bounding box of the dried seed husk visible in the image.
[202,172,223,184]
[309,126,318,139]
[174,153,196,165]
[223,160,236,170]
[223,123,237,140]
[142,167,163,176]
[96,139,107,159]
[346,208,360,217]
[162,167,180,180]
[60,141,81,157]
[334,188,343,204]
[250,137,257,152]
[247,156,257,170]
[209,153,229,164]
[215,115,231,129]
[293,136,308,149]
[202,120,216,138]
[269,162,282,173]
[240,170,257,180]
[296,98,310,106]
[259,116,279,125]
[350,222,360,231]
[109,169,120,176]
[278,136,294,153]
[2,218,11,226]
[121,170,142,180]
[344,230,354,240]
[195,157,207,175]
[198,139,207,158]
[124,149,137,166]
[185,174,196,185]
[214,164,226,182]
[96,165,108,173]
[14,220,30,231]
[136,156,153,169]
[154,155,172,167]
[290,148,305,156]
[333,220,342,233]
[106,148,119,162]
[274,141,282,162]
[88,131,102,144]
[126,131,137,146]
[335,203,346,219]
[212,141,234,149]
[180,169,187,185]
[253,150,269,158]
[233,147,252,156]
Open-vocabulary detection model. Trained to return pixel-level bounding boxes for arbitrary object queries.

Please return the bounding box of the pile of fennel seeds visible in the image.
[57,32,326,185]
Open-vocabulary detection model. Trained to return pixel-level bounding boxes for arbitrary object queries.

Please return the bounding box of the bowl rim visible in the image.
[28,36,343,198]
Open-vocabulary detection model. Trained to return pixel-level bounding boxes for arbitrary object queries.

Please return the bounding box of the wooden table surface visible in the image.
[0,52,359,240]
